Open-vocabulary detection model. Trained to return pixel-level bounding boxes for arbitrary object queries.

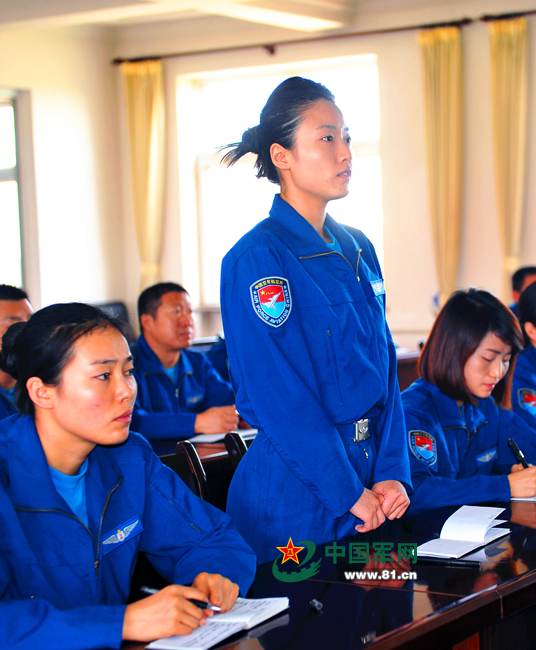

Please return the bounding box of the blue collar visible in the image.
[268,194,361,267]
[523,344,536,366]
[422,380,489,431]
[1,415,124,525]
[133,335,194,378]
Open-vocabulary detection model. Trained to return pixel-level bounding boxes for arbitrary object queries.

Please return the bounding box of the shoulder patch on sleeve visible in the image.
[518,388,536,412]
[409,430,437,465]
[250,277,292,327]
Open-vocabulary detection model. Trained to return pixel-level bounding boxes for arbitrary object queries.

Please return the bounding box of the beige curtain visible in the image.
[419,27,463,306]
[121,60,166,291]
[488,17,528,302]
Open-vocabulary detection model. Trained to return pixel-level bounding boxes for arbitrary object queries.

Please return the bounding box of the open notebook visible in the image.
[146,597,289,650]
[417,505,509,559]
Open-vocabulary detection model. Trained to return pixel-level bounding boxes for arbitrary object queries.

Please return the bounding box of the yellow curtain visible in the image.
[488,17,528,302]
[418,27,463,306]
[121,60,166,291]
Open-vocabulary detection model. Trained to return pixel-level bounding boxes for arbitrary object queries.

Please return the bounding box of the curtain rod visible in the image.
[111,9,536,65]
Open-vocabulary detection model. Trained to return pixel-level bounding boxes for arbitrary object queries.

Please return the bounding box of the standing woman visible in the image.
[220,77,411,564]
[513,282,536,429]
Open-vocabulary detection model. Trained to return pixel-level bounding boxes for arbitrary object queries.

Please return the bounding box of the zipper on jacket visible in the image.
[94,477,123,579]
[299,249,362,281]
[144,369,194,401]
[14,507,95,546]
[443,421,489,470]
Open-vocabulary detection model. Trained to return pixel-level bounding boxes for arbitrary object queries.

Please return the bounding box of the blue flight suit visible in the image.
[512,345,536,430]
[131,335,235,440]
[0,415,256,650]
[0,391,16,420]
[221,195,411,564]
[402,378,536,516]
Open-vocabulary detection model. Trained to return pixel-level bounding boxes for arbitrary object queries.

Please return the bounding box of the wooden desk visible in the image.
[124,503,536,650]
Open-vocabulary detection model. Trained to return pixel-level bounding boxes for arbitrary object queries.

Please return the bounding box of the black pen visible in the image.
[140,586,222,612]
[508,437,529,468]
[417,557,481,570]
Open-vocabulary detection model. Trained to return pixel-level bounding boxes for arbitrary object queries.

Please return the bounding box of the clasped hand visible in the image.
[349,480,410,533]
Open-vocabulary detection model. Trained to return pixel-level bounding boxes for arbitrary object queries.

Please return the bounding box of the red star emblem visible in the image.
[276,537,304,564]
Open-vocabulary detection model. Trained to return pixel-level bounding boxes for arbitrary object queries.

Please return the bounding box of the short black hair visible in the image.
[419,288,523,408]
[137,282,188,331]
[512,267,536,292]
[518,282,536,348]
[0,303,128,417]
[0,284,29,302]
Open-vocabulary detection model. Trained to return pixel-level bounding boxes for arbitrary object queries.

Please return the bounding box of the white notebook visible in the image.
[146,597,289,650]
[417,505,510,559]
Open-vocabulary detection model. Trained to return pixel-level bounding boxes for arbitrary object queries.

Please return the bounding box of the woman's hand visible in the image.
[508,466,536,498]
[511,462,532,473]
[349,488,385,533]
[372,480,410,520]
[192,572,239,613]
[122,584,210,642]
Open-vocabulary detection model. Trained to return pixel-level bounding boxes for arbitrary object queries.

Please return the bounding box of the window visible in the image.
[177,55,383,309]
[0,95,23,287]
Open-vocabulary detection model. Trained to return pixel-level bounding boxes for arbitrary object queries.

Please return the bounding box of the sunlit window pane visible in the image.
[0,181,22,286]
[0,105,17,169]
[199,161,274,305]
[191,57,383,306]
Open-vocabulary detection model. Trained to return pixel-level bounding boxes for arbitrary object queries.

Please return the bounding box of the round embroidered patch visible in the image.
[250,277,292,327]
[519,388,536,411]
[409,431,437,465]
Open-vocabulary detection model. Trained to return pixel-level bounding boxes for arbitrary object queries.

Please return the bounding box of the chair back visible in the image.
[160,440,208,501]
[224,432,248,471]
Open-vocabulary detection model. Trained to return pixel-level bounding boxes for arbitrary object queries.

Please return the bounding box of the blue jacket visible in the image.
[221,195,411,564]
[402,378,536,515]
[512,345,536,430]
[0,415,256,650]
[131,335,235,439]
[0,391,16,420]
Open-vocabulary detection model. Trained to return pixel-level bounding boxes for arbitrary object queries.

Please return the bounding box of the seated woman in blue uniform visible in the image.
[402,288,536,516]
[512,282,536,429]
[0,303,255,650]
[220,77,411,564]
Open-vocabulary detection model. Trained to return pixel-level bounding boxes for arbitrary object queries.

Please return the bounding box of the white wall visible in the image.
[0,25,124,308]
[116,9,536,347]
[2,4,536,346]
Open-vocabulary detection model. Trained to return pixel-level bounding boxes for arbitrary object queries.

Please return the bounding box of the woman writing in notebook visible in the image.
[0,303,255,650]
[220,77,411,564]
[402,288,536,516]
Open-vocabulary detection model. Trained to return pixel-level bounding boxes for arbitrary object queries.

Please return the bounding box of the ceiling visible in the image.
[0,0,358,32]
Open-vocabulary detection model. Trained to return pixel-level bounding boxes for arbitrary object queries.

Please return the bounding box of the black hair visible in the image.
[517,282,536,348]
[0,284,29,302]
[221,76,336,184]
[0,302,128,417]
[137,282,188,331]
[419,288,523,408]
[512,266,536,293]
